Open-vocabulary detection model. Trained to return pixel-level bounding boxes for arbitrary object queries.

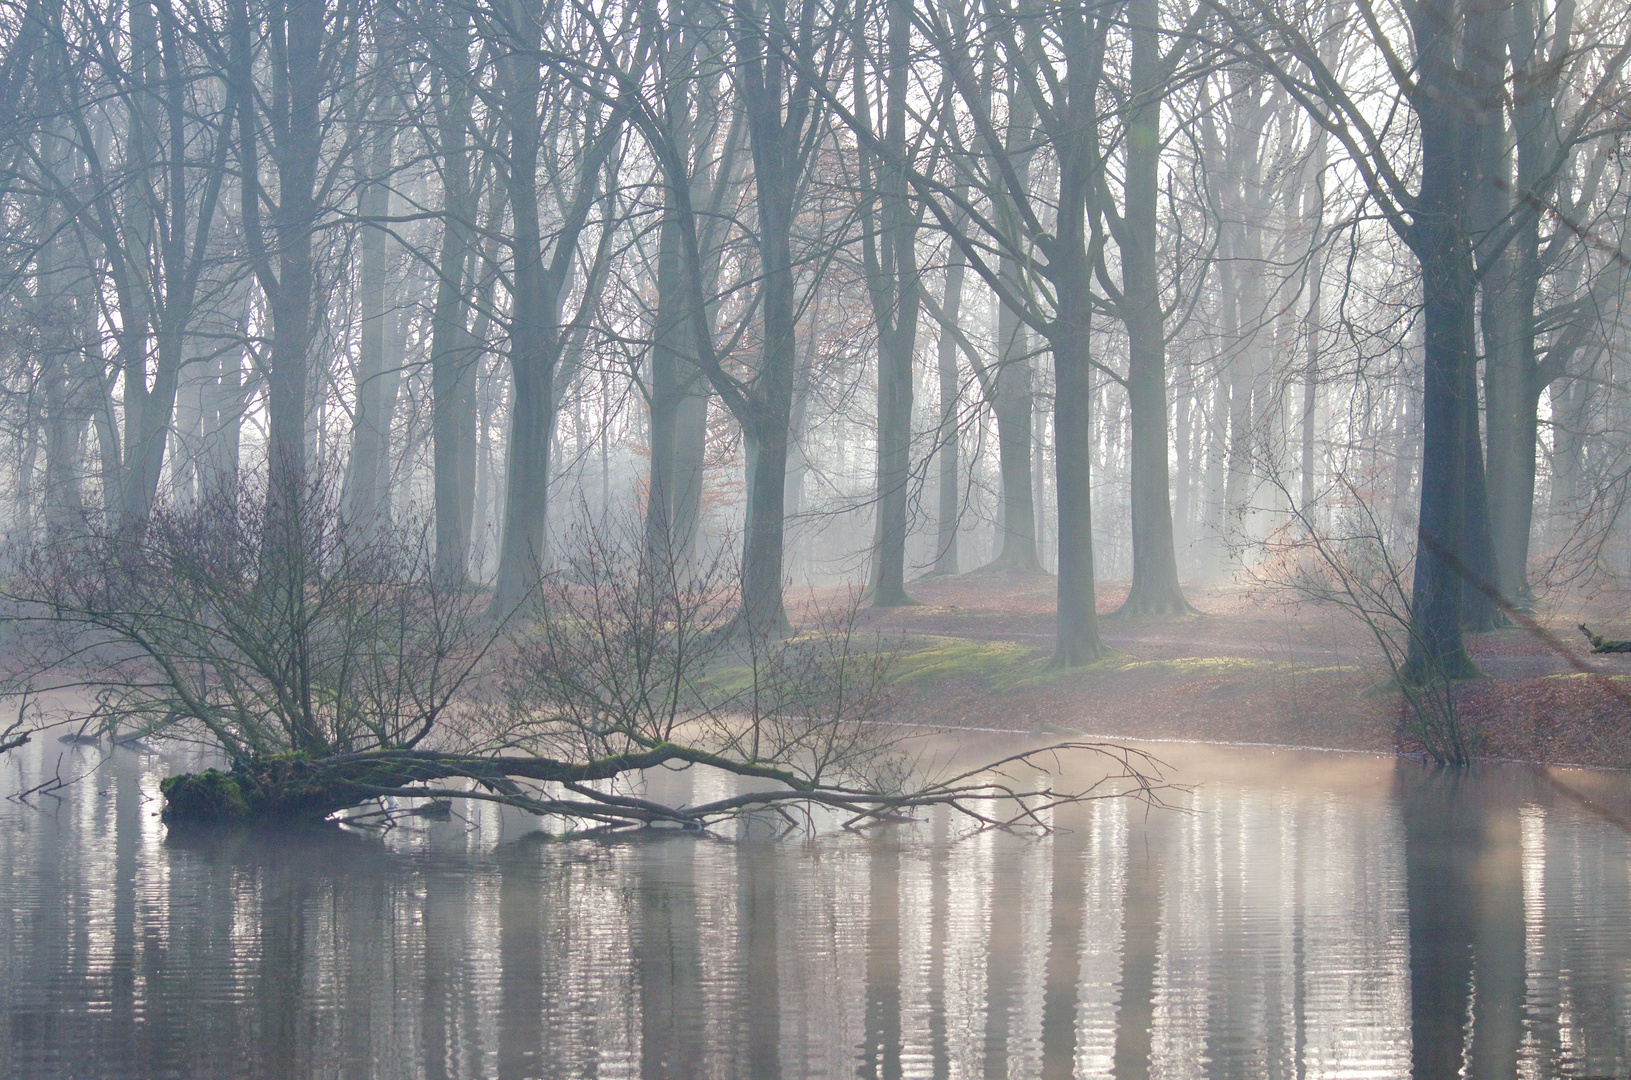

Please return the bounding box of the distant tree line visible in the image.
[0,0,1628,679]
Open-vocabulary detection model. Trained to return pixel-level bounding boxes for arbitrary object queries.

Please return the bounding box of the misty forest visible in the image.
[3,0,1631,1073]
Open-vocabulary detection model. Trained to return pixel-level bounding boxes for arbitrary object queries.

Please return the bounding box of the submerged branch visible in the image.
[159,739,1173,833]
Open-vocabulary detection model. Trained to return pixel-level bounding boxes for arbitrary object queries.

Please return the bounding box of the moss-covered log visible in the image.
[157,745,819,825]
[156,742,1169,831]
[160,756,425,822]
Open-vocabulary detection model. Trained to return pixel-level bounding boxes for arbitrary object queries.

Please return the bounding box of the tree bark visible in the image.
[991,268,1040,571]
[428,8,479,586]
[1403,0,1483,681]
[234,0,335,560]
[1479,0,1572,608]
[1112,0,1192,616]
[643,19,728,574]
[934,228,967,576]
[342,107,395,539]
[860,0,922,607]
[489,9,623,614]
[1048,0,1109,667]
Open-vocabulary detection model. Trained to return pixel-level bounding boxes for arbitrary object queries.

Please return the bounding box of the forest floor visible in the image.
[842,568,1631,770]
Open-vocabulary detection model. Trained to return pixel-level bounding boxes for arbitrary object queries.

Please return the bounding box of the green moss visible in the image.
[160,769,251,822]
[889,636,1037,686]
[160,753,380,824]
[1544,672,1631,682]
[1118,656,1278,675]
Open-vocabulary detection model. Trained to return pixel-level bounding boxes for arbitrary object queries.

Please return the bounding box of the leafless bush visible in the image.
[1251,473,1474,765]
[1,492,1167,831]
[4,476,500,761]
[492,517,920,824]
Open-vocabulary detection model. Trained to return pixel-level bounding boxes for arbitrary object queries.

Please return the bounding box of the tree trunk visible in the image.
[645,157,711,571]
[983,68,1042,574]
[1480,0,1569,607]
[738,182,796,633]
[1048,0,1108,667]
[862,0,921,607]
[1115,0,1190,616]
[202,298,248,507]
[488,8,620,614]
[115,0,166,532]
[704,0,814,634]
[237,0,328,559]
[429,9,479,585]
[38,173,91,538]
[1051,298,1104,666]
[1404,0,1482,681]
[990,283,1040,570]
[489,53,554,611]
[646,199,690,567]
[424,40,476,584]
[342,116,394,538]
[934,239,966,576]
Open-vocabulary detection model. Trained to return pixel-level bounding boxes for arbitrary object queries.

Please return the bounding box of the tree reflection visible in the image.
[1114,812,1161,1080]
[1041,804,1089,1080]
[637,836,704,1080]
[859,830,902,1080]
[1399,763,1528,1080]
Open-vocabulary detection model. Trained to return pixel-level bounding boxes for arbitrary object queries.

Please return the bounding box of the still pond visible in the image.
[3,736,1630,1079]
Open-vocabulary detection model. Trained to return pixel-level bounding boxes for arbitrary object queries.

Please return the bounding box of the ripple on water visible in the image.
[2,738,1630,1078]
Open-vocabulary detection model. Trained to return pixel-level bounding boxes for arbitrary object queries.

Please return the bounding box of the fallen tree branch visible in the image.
[1580,625,1631,654]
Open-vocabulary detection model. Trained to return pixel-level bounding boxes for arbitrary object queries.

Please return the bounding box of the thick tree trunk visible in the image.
[870,311,917,604]
[342,123,394,538]
[863,0,921,608]
[238,0,326,560]
[116,0,167,533]
[1461,0,1517,627]
[1116,0,1190,616]
[490,37,554,613]
[1405,243,1479,679]
[738,186,797,633]
[1479,0,1569,608]
[707,0,812,634]
[488,4,619,614]
[429,11,479,585]
[1404,0,1482,681]
[1048,5,1108,668]
[1051,302,1104,666]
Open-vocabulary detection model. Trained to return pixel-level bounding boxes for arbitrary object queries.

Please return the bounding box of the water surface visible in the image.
[3,737,1630,1079]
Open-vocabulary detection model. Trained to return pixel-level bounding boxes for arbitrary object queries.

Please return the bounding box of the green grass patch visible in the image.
[1115,656,1281,676]
[709,636,1362,700]
[889,636,1040,686]
[1544,672,1631,682]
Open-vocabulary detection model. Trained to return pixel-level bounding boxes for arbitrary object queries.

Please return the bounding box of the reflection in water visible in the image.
[9,740,1631,1078]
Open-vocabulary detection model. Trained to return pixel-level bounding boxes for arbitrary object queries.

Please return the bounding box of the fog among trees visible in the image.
[0,0,1628,690]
